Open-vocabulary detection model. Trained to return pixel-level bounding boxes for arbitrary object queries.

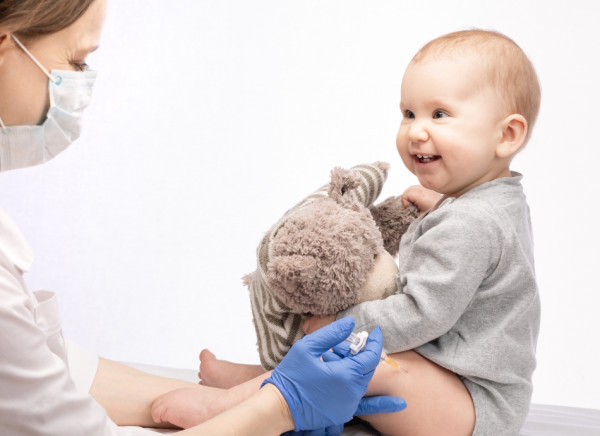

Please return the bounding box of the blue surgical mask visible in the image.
[0,35,97,172]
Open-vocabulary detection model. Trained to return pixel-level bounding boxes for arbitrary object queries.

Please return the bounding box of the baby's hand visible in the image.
[401,185,442,214]
[303,314,336,335]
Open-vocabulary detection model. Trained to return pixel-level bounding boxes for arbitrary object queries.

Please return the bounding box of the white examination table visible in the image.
[127,363,600,435]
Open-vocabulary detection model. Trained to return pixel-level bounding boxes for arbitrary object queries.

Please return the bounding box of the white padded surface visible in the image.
[519,404,600,436]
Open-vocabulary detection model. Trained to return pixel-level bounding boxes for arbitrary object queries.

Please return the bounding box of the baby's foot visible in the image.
[199,349,265,388]
[151,385,231,429]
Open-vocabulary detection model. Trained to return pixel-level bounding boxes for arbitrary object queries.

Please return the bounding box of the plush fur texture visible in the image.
[266,167,386,315]
[370,194,418,257]
[245,162,418,369]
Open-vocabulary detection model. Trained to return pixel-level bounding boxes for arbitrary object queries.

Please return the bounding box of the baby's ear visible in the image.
[497,114,527,158]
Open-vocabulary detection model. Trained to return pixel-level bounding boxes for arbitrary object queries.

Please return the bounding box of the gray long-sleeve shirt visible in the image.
[340,173,540,435]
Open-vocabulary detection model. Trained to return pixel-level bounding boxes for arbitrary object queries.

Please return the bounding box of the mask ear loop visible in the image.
[1,35,62,132]
[0,38,7,130]
[11,35,62,85]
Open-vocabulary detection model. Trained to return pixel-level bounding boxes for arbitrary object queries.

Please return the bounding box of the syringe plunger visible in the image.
[345,331,369,355]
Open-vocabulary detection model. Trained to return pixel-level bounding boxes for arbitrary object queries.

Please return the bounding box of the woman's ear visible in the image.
[496,114,528,158]
[0,33,11,66]
[0,28,11,47]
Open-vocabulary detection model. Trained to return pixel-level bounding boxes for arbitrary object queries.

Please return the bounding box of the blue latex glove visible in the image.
[283,425,343,436]
[322,340,405,417]
[261,317,406,431]
[283,395,405,435]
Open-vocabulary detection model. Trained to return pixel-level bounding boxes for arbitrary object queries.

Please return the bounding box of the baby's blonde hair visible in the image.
[412,29,541,145]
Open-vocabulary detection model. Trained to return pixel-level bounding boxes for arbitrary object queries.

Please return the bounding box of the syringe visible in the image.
[345,331,401,369]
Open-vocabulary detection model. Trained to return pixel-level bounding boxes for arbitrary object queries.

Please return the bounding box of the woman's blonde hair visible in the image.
[0,0,95,39]
[413,29,541,145]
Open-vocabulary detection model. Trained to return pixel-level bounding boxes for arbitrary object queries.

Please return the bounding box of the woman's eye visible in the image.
[73,62,89,72]
[433,110,448,119]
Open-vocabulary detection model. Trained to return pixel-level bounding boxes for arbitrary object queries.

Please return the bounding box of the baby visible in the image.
[153,29,541,436]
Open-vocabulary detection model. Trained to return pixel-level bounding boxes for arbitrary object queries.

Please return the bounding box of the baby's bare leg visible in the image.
[199,349,265,388]
[362,351,475,436]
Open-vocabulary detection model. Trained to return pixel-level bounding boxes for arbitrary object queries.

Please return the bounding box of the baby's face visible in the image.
[396,54,510,198]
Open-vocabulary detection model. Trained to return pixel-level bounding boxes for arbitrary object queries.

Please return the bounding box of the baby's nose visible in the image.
[408,119,429,142]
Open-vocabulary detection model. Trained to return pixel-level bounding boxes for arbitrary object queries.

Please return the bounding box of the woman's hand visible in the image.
[401,185,442,215]
[263,317,406,432]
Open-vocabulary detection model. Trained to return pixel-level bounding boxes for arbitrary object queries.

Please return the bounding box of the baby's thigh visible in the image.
[361,350,475,436]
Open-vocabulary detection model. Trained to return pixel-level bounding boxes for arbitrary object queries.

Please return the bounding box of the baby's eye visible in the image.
[403,110,415,119]
[433,110,448,119]
[73,62,89,72]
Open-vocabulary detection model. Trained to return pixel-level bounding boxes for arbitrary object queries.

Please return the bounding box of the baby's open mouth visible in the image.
[416,154,440,163]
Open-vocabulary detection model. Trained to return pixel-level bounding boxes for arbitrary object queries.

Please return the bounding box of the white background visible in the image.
[1,0,599,410]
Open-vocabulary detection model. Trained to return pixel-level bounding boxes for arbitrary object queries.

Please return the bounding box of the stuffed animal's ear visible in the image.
[327,162,390,210]
[369,196,418,257]
[328,167,363,206]
[266,255,317,306]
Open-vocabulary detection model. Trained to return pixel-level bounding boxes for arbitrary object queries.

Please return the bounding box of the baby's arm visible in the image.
[339,205,495,352]
[401,185,442,214]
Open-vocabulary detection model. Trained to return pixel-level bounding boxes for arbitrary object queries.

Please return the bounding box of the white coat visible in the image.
[0,207,156,435]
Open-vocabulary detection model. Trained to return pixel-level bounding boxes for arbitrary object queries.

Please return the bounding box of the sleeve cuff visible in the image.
[66,339,99,394]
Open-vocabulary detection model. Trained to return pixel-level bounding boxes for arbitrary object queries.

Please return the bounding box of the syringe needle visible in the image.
[380,351,402,369]
[346,331,403,370]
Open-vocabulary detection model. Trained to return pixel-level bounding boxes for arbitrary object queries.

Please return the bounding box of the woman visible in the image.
[0,1,405,434]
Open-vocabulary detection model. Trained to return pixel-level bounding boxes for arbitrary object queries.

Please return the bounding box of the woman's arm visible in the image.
[177,384,293,436]
[91,361,293,435]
